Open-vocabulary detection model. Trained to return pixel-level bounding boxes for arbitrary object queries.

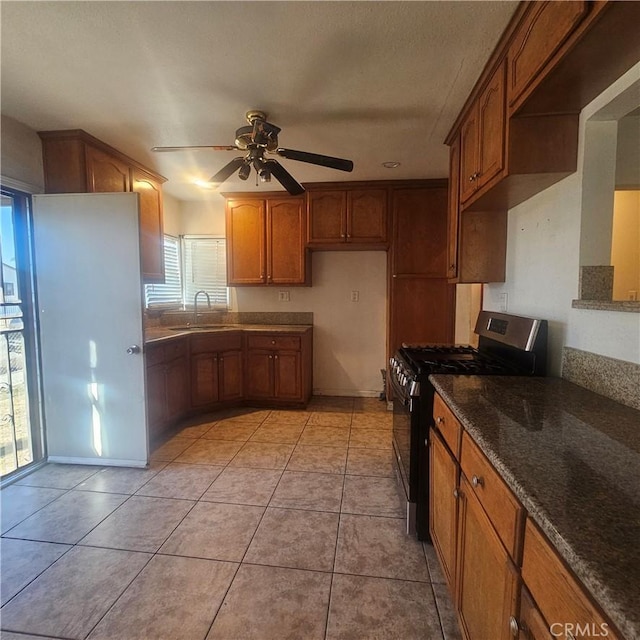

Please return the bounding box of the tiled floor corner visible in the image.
[1,396,458,640]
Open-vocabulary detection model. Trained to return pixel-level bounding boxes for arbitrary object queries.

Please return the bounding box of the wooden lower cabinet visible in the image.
[429,428,459,591]
[245,332,311,406]
[456,474,519,640]
[518,587,553,640]
[145,338,189,441]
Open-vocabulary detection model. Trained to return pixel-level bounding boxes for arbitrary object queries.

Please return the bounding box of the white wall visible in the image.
[484,64,640,375]
[1,114,44,191]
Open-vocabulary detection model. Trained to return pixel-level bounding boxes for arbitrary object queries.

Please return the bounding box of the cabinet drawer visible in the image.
[164,337,187,362]
[522,518,618,640]
[433,393,462,458]
[460,431,522,559]
[246,334,301,351]
[190,332,242,355]
[145,343,166,367]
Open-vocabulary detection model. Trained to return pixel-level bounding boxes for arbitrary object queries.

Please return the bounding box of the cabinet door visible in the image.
[274,351,302,401]
[219,350,243,401]
[391,188,448,277]
[146,363,167,441]
[447,136,461,279]
[246,350,273,399]
[456,475,519,640]
[132,167,165,283]
[226,200,266,284]
[519,587,553,640]
[191,352,220,407]
[166,356,188,422]
[267,198,306,284]
[507,1,588,108]
[429,429,459,591]
[347,189,387,244]
[477,62,506,190]
[85,145,130,193]
[307,190,347,244]
[459,109,479,204]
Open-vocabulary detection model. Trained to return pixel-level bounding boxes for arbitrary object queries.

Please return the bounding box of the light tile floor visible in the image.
[0,397,461,640]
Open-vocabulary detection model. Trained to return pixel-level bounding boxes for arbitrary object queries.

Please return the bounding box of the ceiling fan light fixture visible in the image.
[238,163,251,181]
[382,161,401,169]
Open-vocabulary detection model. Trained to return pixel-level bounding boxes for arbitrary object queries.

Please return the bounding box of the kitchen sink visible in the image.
[168,324,236,331]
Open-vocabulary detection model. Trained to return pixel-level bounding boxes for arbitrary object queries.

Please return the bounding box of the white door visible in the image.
[33,192,148,467]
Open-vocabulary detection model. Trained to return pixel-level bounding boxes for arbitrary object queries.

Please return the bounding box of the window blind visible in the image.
[182,236,228,308]
[144,235,182,307]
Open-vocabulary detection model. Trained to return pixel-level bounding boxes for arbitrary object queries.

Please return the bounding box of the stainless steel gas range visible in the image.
[389,311,547,540]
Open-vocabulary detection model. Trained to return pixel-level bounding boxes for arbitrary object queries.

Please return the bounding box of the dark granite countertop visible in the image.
[429,375,640,640]
[145,324,313,344]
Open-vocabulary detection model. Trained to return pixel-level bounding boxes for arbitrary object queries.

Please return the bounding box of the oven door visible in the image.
[391,374,419,534]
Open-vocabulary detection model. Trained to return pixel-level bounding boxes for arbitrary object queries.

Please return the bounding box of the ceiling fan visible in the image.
[152,110,354,196]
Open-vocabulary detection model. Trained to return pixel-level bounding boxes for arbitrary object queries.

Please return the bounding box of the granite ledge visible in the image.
[429,374,640,640]
[572,299,640,313]
[145,323,312,344]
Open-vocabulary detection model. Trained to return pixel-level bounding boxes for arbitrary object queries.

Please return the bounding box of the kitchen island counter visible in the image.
[429,374,640,640]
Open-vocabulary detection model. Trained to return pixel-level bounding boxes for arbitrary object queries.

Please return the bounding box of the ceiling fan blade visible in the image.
[151,145,237,152]
[276,148,354,172]
[209,157,246,185]
[266,160,305,196]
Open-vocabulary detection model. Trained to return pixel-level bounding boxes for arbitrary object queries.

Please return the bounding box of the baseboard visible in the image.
[312,389,382,398]
[47,456,148,468]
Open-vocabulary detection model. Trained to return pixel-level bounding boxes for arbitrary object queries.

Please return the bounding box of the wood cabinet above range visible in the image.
[38,129,166,283]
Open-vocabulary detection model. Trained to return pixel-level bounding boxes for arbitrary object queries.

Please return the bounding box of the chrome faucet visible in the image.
[193,290,211,326]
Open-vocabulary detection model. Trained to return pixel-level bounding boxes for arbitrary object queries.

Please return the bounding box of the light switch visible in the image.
[278,291,290,302]
[351,290,359,302]
[499,292,508,312]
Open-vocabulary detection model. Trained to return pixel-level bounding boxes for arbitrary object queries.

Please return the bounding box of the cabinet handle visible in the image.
[508,616,519,637]
[471,475,483,488]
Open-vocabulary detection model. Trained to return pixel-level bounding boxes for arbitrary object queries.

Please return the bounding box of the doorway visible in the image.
[0,187,44,481]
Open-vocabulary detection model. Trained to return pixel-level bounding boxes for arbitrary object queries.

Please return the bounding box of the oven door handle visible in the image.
[390,374,409,405]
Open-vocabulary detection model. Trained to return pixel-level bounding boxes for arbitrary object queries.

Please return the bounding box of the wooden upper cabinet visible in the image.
[459,61,506,205]
[226,199,267,285]
[307,190,346,244]
[225,195,307,286]
[39,130,166,283]
[391,187,448,277]
[267,198,306,285]
[347,189,387,243]
[447,136,461,280]
[507,1,589,111]
[86,145,130,193]
[132,167,164,282]
[307,186,388,248]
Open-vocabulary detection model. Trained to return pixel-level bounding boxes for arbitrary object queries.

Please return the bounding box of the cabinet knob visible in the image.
[347,234,351,238]
[127,345,141,355]
[453,488,459,499]
[449,263,456,270]
[435,416,444,425]
[471,475,484,488]
[341,233,345,238]
[469,174,475,182]
[268,355,273,359]
[271,340,276,345]
[274,355,279,360]
[508,616,519,637]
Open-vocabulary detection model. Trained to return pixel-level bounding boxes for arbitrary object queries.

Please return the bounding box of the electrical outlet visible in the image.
[629,290,638,301]
[278,291,290,302]
[499,292,508,312]
[351,290,359,302]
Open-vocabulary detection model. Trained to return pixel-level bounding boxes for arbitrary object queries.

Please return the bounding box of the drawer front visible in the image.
[522,518,618,640]
[433,393,462,459]
[190,332,242,355]
[247,334,301,351]
[164,337,187,362]
[145,344,165,367]
[460,431,522,559]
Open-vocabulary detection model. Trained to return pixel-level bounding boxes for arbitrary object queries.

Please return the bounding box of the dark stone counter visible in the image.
[429,374,640,639]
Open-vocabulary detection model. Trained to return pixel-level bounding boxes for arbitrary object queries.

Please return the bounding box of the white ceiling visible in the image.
[1,1,517,202]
